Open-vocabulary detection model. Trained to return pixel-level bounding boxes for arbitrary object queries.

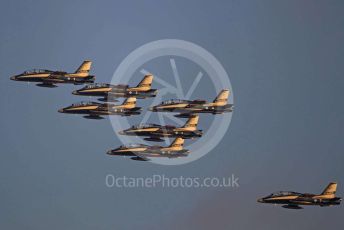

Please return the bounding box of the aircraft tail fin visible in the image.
[213,89,230,106]
[321,182,337,198]
[169,137,185,148]
[182,115,199,130]
[122,97,136,109]
[75,60,92,75]
[136,75,153,89]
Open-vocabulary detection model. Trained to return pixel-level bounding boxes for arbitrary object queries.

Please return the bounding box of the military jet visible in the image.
[107,137,189,161]
[72,74,157,101]
[149,89,233,117]
[58,97,141,119]
[257,182,342,209]
[10,60,95,87]
[118,115,202,142]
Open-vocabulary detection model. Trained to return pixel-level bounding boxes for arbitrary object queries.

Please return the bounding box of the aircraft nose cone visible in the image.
[58,109,64,113]
[118,131,126,135]
[257,198,264,203]
[72,90,78,95]
[148,107,154,111]
[106,150,114,155]
[10,76,16,80]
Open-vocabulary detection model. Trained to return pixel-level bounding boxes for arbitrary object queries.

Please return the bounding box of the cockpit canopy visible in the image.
[23,69,53,74]
[71,101,101,107]
[131,123,161,129]
[161,99,190,105]
[83,83,112,89]
[191,99,207,104]
[120,143,147,148]
[269,191,302,197]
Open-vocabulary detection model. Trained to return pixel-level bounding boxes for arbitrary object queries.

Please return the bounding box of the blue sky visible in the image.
[1,0,343,229]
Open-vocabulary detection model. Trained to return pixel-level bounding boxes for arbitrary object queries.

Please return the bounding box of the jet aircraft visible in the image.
[257,182,342,209]
[10,60,95,87]
[107,137,189,161]
[72,74,157,101]
[118,115,202,142]
[149,89,233,117]
[58,97,141,119]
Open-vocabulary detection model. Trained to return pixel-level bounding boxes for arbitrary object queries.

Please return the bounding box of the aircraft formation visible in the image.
[11,60,341,210]
[10,60,233,161]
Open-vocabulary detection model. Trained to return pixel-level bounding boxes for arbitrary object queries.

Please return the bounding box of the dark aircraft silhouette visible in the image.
[72,74,157,101]
[258,182,341,209]
[118,115,202,141]
[149,89,233,117]
[58,97,141,119]
[107,137,189,161]
[10,60,94,87]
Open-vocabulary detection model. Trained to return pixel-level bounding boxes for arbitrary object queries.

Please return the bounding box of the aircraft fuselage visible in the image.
[258,193,342,207]
[73,85,158,99]
[119,126,202,140]
[58,103,141,117]
[11,71,95,85]
[150,102,233,114]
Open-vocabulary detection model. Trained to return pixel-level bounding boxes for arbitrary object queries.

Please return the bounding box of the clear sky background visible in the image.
[1,0,344,229]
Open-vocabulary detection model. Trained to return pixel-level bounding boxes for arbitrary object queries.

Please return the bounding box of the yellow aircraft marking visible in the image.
[203,103,215,107]
[184,107,203,111]
[116,148,147,152]
[158,104,188,109]
[161,147,183,151]
[67,73,89,77]
[20,74,50,78]
[313,194,336,199]
[65,106,99,111]
[267,196,299,201]
[81,88,112,93]
[203,102,229,107]
[174,127,196,131]
[112,105,127,109]
[131,128,160,132]
[127,87,150,92]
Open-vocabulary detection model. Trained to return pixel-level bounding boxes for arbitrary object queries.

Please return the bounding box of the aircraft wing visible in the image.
[118,108,142,116]
[132,152,150,161]
[282,204,303,209]
[88,110,110,116]
[174,113,195,118]
[120,111,141,116]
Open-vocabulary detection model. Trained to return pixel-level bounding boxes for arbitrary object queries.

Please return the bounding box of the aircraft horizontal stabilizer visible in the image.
[36,83,58,88]
[83,115,104,120]
[144,137,165,142]
[174,113,194,118]
[98,97,119,102]
[131,156,149,161]
[282,205,303,210]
